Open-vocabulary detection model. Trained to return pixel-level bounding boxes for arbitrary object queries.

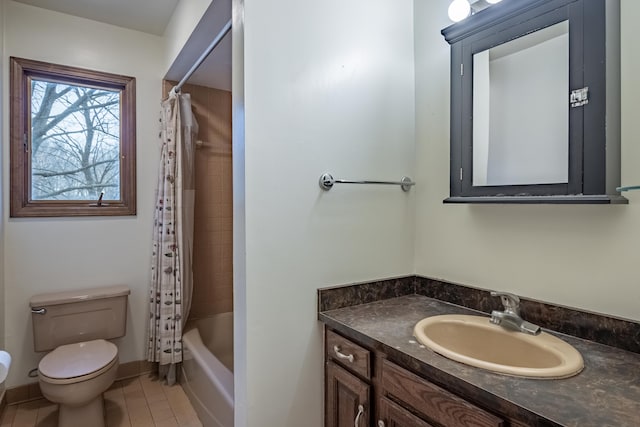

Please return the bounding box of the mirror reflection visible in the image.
[472,21,569,187]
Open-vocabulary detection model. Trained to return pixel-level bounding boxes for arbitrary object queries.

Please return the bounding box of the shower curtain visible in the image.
[147,91,198,385]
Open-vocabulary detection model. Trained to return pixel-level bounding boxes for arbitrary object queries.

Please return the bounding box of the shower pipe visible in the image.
[169,18,232,97]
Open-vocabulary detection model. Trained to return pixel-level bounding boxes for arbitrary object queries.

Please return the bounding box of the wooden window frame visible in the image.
[10,57,136,217]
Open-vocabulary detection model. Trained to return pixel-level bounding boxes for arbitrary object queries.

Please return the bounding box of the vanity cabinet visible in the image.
[324,327,525,427]
[381,359,504,427]
[326,361,370,427]
[378,396,434,427]
[325,330,371,427]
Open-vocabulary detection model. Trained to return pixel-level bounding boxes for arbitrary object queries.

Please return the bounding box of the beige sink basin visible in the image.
[413,314,583,379]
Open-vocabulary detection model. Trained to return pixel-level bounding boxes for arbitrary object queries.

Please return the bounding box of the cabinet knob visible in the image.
[377,421,386,427]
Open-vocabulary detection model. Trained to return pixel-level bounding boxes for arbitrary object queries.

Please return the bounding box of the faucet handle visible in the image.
[490,291,520,314]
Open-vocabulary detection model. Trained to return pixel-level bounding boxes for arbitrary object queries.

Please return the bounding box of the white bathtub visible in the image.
[181,312,234,427]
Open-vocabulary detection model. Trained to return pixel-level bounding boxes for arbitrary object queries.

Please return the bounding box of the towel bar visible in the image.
[319,173,415,192]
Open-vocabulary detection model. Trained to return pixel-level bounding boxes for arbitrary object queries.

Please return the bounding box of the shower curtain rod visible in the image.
[170,18,232,96]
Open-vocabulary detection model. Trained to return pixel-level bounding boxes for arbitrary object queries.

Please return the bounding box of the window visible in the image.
[10,57,136,217]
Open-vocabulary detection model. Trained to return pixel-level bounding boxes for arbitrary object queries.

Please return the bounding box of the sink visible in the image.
[413,314,583,379]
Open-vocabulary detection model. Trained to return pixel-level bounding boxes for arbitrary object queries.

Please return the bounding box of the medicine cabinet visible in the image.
[441,0,625,204]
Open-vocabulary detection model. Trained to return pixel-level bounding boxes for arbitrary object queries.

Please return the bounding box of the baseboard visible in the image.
[5,382,42,405]
[116,359,157,380]
[0,388,6,419]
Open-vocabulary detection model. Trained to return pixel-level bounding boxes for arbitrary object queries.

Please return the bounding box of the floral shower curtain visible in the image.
[147,92,198,385]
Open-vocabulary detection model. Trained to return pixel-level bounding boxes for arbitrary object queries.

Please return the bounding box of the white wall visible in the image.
[163,0,213,73]
[414,0,640,321]
[231,0,247,425]
[0,0,6,373]
[2,1,164,387]
[237,0,416,425]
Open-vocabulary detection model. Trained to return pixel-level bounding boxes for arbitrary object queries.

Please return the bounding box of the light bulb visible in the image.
[448,0,471,23]
[486,0,502,4]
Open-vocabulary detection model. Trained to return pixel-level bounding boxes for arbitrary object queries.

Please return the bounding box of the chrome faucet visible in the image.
[490,291,541,335]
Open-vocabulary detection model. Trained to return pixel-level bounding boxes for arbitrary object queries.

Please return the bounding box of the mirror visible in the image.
[472,21,569,187]
[441,0,624,203]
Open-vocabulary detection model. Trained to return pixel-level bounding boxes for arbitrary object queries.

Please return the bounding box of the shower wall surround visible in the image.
[163,81,233,318]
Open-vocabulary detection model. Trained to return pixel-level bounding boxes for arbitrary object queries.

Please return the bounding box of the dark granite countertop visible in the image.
[319,294,640,427]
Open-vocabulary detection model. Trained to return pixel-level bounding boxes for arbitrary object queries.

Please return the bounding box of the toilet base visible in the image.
[58,395,105,427]
[38,350,117,427]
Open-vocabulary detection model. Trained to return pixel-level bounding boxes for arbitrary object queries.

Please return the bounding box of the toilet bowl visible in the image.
[29,285,130,427]
[38,340,119,427]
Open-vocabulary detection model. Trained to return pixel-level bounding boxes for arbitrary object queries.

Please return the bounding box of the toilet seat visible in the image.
[39,339,118,385]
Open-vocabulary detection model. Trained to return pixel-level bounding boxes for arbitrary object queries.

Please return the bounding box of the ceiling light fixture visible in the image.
[448,0,471,23]
[448,0,503,23]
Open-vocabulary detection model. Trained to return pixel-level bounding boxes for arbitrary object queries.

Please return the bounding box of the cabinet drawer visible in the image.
[382,360,504,427]
[379,396,435,427]
[326,329,371,379]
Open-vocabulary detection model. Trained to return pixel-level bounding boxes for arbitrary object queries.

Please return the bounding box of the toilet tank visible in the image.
[30,285,131,352]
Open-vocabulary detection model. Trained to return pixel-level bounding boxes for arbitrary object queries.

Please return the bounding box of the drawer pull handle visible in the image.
[333,345,354,363]
[354,404,364,427]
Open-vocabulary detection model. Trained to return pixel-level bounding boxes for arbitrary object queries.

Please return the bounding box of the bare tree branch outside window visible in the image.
[30,79,121,201]
[10,57,135,218]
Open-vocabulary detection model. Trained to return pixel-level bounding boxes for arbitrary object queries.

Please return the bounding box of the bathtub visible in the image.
[181,312,234,427]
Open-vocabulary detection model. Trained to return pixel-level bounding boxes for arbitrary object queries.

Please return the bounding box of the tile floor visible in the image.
[0,375,203,427]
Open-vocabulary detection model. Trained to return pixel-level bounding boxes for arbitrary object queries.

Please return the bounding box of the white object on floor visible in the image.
[0,351,11,383]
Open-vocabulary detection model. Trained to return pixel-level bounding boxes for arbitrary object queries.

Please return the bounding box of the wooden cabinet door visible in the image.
[326,360,370,427]
[378,396,434,427]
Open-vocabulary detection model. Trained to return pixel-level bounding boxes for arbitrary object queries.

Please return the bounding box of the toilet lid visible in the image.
[39,339,118,380]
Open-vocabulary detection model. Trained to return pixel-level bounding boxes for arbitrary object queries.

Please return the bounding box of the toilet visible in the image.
[29,285,130,427]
